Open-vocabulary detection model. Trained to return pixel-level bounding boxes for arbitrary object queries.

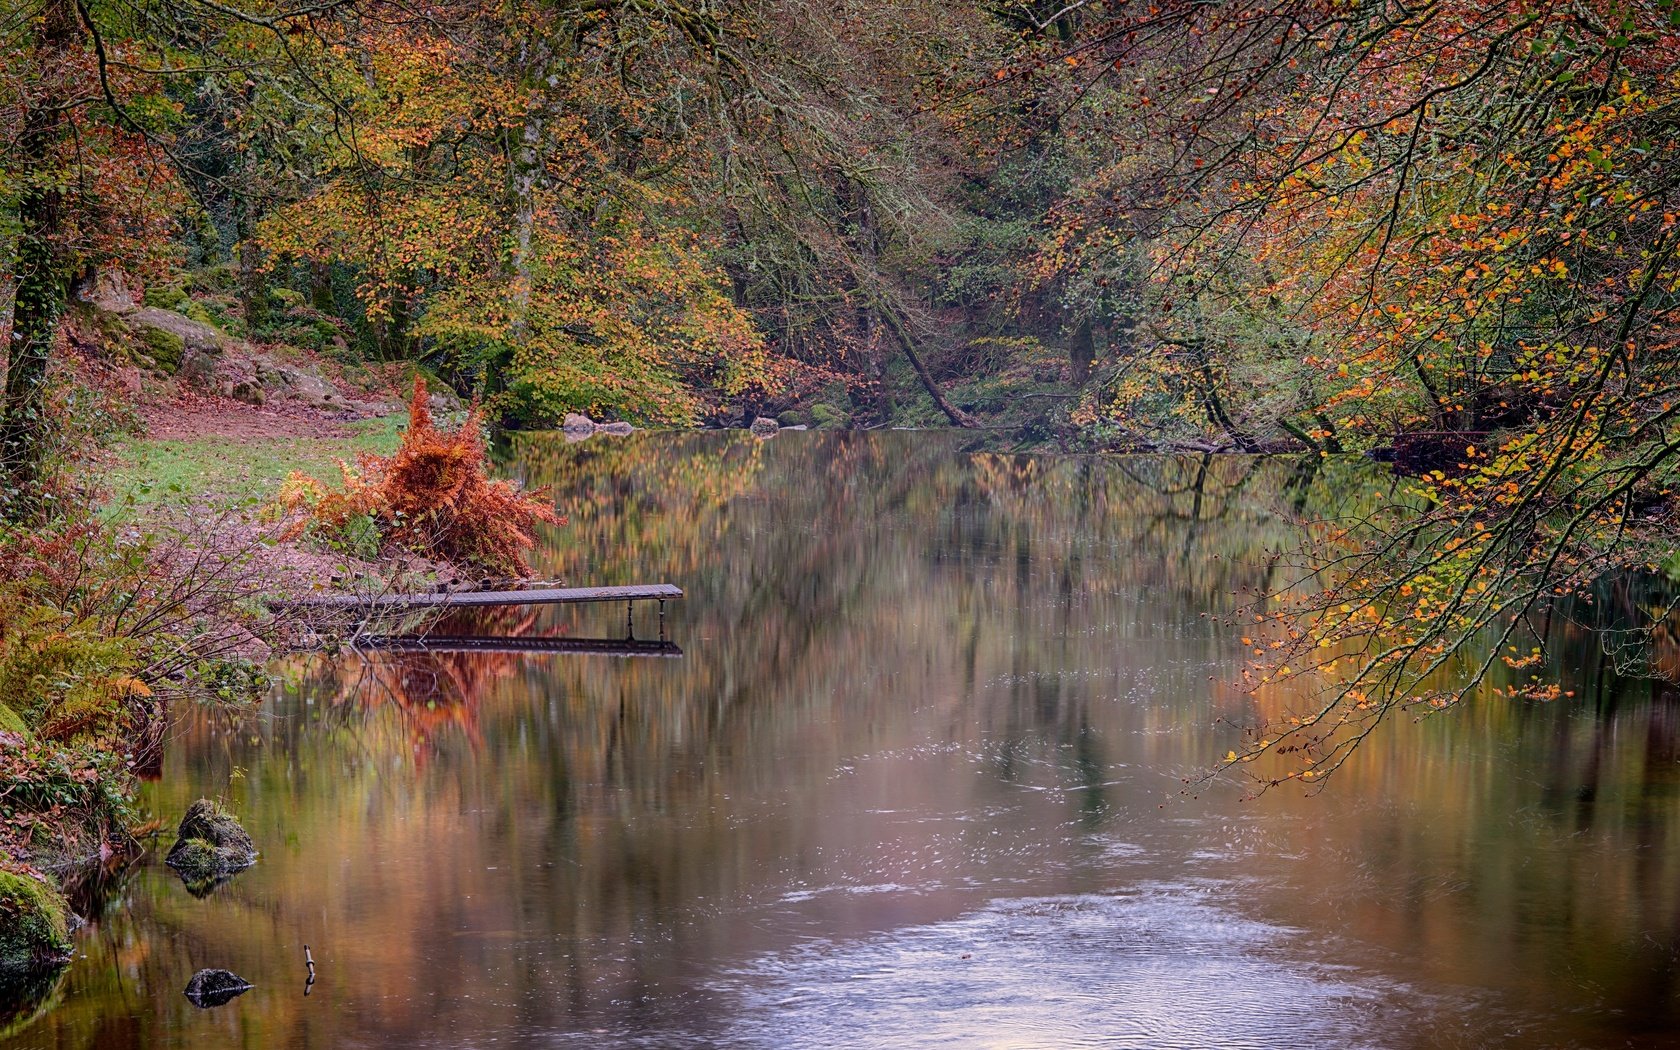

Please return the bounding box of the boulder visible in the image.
[749,416,780,438]
[191,352,350,411]
[123,308,225,376]
[129,307,223,357]
[183,969,252,1008]
[562,413,596,435]
[809,403,849,429]
[74,269,137,313]
[348,398,401,418]
[0,871,71,974]
[259,363,346,409]
[597,421,634,436]
[166,800,257,895]
[75,271,358,409]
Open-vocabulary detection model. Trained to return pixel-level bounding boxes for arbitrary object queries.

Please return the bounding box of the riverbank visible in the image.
[0,366,597,990]
[0,385,470,991]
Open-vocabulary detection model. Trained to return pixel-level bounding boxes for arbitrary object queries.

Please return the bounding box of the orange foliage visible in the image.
[279,380,563,576]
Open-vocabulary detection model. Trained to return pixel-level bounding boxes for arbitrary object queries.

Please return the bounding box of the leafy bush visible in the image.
[278,379,563,575]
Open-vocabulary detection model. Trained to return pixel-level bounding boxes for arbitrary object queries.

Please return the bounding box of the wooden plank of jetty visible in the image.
[356,635,684,658]
[279,583,683,611]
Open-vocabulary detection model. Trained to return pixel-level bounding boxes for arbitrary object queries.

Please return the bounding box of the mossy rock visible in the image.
[0,704,26,737]
[810,402,849,429]
[178,799,255,852]
[139,327,186,374]
[166,800,256,895]
[776,409,811,427]
[0,872,71,974]
[182,300,219,330]
[166,840,251,897]
[141,285,190,310]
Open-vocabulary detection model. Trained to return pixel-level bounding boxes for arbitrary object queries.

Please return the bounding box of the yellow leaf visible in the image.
[113,676,152,698]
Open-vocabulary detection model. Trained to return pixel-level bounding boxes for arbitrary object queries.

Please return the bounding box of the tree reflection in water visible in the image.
[12,433,1680,1049]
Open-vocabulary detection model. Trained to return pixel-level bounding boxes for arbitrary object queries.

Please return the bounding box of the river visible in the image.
[7,432,1680,1048]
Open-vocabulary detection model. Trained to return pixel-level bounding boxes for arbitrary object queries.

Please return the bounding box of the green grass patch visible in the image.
[104,414,405,511]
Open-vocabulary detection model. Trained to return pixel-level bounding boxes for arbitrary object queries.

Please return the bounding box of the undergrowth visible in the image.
[0,512,272,869]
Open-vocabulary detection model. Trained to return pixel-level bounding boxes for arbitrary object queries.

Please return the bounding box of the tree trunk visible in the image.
[236,207,270,330]
[875,298,978,428]
[508,37,558,350]
[309,261,335,314]
[1070,319,1097,385]
[0,0,75,520]
[1,201,65,518]
[838,176,893,422]
[235,84,271,331]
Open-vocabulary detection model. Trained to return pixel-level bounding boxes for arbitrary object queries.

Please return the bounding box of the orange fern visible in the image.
[279,379,563,576]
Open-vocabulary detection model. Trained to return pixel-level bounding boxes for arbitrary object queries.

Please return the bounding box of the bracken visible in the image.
[279,379,563,577]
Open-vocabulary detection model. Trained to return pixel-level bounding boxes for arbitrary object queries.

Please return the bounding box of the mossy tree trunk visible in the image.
[0,0,75,521]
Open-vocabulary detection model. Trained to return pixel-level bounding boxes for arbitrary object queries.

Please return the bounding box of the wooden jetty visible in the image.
[356,635,683,658]
[283,583,682,611]
[279,583,684,645]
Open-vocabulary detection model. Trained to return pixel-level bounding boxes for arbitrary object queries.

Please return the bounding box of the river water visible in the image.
[8,432,1680,1048]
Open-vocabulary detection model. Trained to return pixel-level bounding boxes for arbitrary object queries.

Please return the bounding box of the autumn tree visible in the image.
[0,0,182,516]
[0,0,377,517]
[253,0,777,425]
[1003,0,1680,782]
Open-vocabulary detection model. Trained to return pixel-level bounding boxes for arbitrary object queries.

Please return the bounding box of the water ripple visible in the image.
[709,885,1504,1049]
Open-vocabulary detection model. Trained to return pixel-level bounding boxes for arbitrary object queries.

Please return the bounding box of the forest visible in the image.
[3,0,1680,1032]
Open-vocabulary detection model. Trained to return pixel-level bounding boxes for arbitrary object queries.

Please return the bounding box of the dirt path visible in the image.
[143,392,362,441]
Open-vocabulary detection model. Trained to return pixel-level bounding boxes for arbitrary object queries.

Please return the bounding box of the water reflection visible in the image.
[9,434,1680,1048]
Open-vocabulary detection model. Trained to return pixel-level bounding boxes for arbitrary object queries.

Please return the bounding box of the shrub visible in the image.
[278,379,563,576]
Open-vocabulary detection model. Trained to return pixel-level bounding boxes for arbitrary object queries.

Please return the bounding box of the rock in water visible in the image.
[561,412,596,435]
[597,420,635,436]
[166,800,257,896]
[749,416,780,438]
[183,969,252,1008]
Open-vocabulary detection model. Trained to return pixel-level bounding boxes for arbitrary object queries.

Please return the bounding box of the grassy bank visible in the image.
[104,414,405,508]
